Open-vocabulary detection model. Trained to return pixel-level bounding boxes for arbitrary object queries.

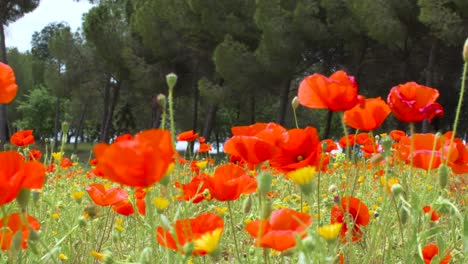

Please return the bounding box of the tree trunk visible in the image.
[202,104,218,142]
[99,79,111,141]
[249,93,256,124]
[101,81,120,143]
[151,96,162,128]
[74,102,89,152]
[276,79,291,126]
[422,39,438,133]
[0,24,8,148]
[323,110,333,139]
[54,96,61,142]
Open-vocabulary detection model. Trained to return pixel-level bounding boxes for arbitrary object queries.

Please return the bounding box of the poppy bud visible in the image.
[11,231,23,252]
[243,195,252,214]
[78,215,87,228]
[166,73,178,89]
[16,188,31,209]
[399,206,410,225]
[257,172,272,195]
[157,94,167,108]
[32,190,40,204]
[463,37,468,63]
[103,251,114,264]
[438,164,450,189]
[291,96,299,110]
[61,121,70,135]
[29,229,40,241]
[391,184,404,197]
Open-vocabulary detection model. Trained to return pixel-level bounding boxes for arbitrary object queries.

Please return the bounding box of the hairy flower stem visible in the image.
[168,84,176,145]
[446,62,467,163]
[292,107,299,129]
[227,201,243,263]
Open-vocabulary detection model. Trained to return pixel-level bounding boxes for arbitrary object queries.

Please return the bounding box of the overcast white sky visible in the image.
[5,0,94,52]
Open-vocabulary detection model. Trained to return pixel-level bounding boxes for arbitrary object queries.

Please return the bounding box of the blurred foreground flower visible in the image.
[156,213,224,256]
[0,62,18,104]
[10,130,35,147]
[245,208,312,251]
[0,213,40,250]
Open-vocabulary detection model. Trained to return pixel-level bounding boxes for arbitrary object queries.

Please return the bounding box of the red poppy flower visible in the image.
[198,143,212,153]
[330,196,370,242]
[175,173,212,203]
[0,62,18,104]
[321,139,338,153]
[224,123,287,166]
[29,149,42,161]
[0,151,46,206]
[298,70,361,111]
[85,183,129,206]
[177,130,198,142]
[270,126,325,172]
[198,136,206,143]
[387,82,444,123]
[344,97,391,131]
[114,133,132,143]
[93,129,174,187]
[60,157,73,168]
[10,130,35,147]
[89,158,98,166]
[0,213,40,250]
[422,206,440,221]
[206,164,257,201]
[245,208,312,251]
[339,134,355,149]
[156,213,224,256]
[422,244,451,264]
[112,200,135,216]
[389,130,406,142]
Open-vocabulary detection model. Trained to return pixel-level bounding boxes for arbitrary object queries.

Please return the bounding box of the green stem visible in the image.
[292,107,299,129]
[168,83,176,145]
[340,113,350,159]
[446,62,467,163]
[227,201,243,263]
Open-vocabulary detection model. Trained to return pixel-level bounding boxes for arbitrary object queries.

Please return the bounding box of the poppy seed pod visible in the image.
[166,73,178,89]
[438,164,450,189]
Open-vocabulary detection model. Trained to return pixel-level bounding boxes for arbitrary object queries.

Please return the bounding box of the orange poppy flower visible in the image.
[422,244,451,264]
[387,82,444,123]
[298,70,361,111]
[344,97,391,131]
[270,126,325,172]
[0,62,18,104]
[112,200,135,216]
[10,130,35,147]
[339,134,355,149]
[206,164,257,201]
[389,130,406,142]
[156,213,224,256]
[0,151,45,206]
[245,208,312,251]
[28,149,42,161]
[93,129,174,187]
[330,196,370,242]
[224,123,287,166]
[0,213,40,250]
[198,136,206,143]
[175,173,213,203]
[114,133,132,143]
[422,206,440,221]
[85,183,129,206]
[177,130,198,142]
[60,157,73,168]
[198,143,212,153]
[321,139,338,153]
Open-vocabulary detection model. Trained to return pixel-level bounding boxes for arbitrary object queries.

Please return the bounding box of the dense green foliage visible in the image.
[4,0,468,144]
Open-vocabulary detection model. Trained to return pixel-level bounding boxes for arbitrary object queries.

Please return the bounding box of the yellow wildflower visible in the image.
[52,152,64,161]
[317,223,342,241]
[52,213,60,219]
[194,228,223,255]
[196,160,208,169]
[287,166,316,185]
[214,207,228,215]
[59,253,68,261]
[153,197,170,211]
[91,251,105,261]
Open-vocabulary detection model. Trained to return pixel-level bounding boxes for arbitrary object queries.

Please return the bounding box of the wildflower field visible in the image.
[0,47,467,264]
